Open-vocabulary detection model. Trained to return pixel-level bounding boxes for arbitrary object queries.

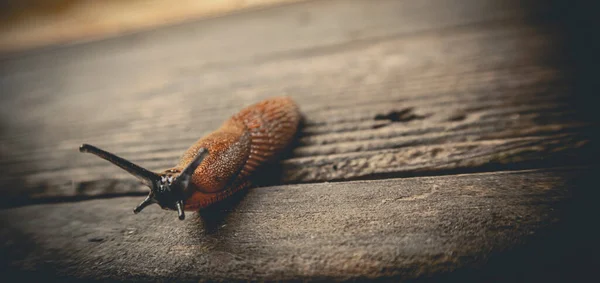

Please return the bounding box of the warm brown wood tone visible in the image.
[0,169,590,281]
[0,0,596,281]
[0,0,592,204]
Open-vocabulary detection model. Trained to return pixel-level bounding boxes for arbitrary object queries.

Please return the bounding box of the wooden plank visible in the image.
[284,134,590,182]
[0,168,592,281]
[0,0,590,204]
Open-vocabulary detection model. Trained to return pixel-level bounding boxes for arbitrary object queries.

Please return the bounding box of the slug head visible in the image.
[79,144,209,220]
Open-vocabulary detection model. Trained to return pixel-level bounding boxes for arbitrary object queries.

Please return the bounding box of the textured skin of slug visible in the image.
[164,96,301,210]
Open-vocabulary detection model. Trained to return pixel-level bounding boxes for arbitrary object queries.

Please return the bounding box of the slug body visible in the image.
[79,96,301,220]
[169,96,301,210]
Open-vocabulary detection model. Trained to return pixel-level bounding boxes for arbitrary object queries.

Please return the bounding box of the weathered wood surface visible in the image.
[0,168,592,282]
[0,0,597,281]
[0,0,593,205]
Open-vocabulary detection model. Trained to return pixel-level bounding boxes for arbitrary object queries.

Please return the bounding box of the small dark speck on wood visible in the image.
[88,237,104,243]
[374,108,428,123]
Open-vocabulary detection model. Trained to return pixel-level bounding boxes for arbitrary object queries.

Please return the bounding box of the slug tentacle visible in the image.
[176,201,185,220]
[79,144,160,186]
[133,195,156,214]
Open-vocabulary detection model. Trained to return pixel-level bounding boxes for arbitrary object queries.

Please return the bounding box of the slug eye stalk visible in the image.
[79,144,209,220]
[79,144,160,186]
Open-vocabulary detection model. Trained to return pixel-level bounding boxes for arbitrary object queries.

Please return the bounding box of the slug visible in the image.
[79,96,301,220]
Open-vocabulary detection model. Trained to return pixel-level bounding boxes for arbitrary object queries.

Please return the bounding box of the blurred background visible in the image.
[0,0,304,53]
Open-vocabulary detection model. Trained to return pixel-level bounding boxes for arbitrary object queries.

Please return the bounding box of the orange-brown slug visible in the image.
[79,97,301,220]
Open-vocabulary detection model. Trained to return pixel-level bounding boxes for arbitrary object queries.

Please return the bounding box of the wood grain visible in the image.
[0,0,597,281]
[0,0,591,205]
[0,168,590,282]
